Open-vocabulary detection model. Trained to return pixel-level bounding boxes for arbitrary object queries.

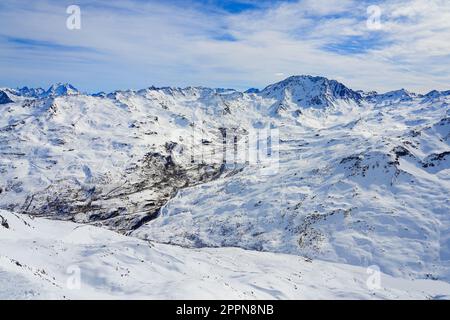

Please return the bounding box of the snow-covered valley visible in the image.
[1,75,449,299]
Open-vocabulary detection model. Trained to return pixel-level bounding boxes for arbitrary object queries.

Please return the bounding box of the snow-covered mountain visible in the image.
[261,75,362,106]
[0,90,13,104]
[259,75,362,117]
[16,86,46,98]
[3,83,79,100]
[1,75,449,298]
[43,83,79,97]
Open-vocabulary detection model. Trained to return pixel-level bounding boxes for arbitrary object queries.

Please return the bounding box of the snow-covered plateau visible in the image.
[0,75,449,299]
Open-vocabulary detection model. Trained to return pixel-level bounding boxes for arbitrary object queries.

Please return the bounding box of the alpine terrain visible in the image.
[1,75,449,299]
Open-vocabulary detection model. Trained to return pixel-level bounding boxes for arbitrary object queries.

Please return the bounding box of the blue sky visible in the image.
[0,0,449,93]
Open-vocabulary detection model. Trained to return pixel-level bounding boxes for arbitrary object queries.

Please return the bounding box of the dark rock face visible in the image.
[392,146,414,160]
[0,214,9,229]
[0,91,13,104]
[423,151,450,169]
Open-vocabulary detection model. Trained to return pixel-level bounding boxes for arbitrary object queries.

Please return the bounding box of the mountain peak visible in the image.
[244,88,260,94]
[367,88,418,104]
[17,86,46,98]
[384,88,416,97]
[45,83,79,97]
[0,90,14,104]
[423,89,450,99]
[260,75,362,110]
[281,74,330,82]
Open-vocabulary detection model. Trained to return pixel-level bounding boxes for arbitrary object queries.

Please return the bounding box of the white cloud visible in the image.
[0,0,449,93]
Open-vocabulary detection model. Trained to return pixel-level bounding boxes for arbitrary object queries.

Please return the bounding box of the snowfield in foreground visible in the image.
[1,210,450,300]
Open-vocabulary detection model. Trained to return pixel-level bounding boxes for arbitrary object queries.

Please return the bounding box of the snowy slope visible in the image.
[1,75,449,292]
[1,210,449,300]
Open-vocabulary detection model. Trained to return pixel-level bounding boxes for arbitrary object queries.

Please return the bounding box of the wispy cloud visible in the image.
[5,36,97,52]
[0,0,449,93]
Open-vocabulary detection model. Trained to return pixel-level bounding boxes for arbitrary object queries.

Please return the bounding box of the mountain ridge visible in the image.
[9,75,447,104]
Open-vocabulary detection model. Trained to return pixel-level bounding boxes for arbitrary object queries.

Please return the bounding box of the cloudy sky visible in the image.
[1,0,449,93]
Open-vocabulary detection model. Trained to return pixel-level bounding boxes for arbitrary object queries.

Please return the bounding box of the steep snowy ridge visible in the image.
[1,75,450,294]
[0,90,13,104]
[367,89,418,105]
[16,86,46,98]
[423,90,450,101]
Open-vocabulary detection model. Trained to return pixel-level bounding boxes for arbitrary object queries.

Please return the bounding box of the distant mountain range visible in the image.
[2,75,449,103]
